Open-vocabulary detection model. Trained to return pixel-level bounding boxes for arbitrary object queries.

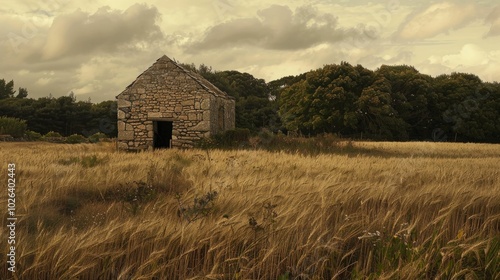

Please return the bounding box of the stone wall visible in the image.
[117,57,235,150]
[209,95,236,135]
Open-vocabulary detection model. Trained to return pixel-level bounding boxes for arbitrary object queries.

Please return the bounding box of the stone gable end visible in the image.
[117,55,235,150]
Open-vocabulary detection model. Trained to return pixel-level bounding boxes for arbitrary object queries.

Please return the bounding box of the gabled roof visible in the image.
[117,55,234,100]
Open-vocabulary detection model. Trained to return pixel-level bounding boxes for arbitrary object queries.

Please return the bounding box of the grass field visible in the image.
[1,141,499,279]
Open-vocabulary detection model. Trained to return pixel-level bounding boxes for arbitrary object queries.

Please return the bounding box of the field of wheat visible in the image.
[1,141,499,279]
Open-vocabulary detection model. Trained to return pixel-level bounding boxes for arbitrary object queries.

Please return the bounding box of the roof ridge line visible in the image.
[118,55,234,100]
[168,56,234,100]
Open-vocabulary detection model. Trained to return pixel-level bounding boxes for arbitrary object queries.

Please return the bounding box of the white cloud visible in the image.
[35,77,52,86]
[17,70,30,76]
[441,44,489,68]
[358,50,414,69]
[187,5,368,52]
[1,1,500,103]
[396,2,477,40]
[71,83,102,96]
[424,44,500,82]
[30,4,164,61]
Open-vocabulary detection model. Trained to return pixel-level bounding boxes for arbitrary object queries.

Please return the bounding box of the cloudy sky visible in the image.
[1,0,499,102]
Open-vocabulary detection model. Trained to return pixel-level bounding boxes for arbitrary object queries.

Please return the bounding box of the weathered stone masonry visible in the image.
[116,55,235,150]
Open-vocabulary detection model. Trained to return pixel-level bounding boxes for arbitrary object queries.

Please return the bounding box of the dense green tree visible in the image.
[0,80,27,99]
[433,73,485,141]
[375,65,434,139]
[0,79,16,99]
[84,100,117,137]
[355,75,408,140]
[279,64,499,142]
[222,71,279,131]
[0,91,117,137]
[16,87,28,99]
[0,116,27,137]
[181,64,278,132]
[268,74,307,102]
[280,62,371,135]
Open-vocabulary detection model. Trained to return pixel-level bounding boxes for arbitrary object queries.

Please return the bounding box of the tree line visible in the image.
[1,62,499,143]
[186,63,500,143]
[0,80,117,137]
[276,64,500,142]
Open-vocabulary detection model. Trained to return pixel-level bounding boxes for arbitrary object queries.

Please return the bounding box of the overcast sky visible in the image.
[1,0,499,102]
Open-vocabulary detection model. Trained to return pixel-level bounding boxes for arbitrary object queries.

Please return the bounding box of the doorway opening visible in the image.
[153,121,173,149]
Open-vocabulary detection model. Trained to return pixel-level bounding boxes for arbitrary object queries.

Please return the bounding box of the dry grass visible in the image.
[1,141,499,279]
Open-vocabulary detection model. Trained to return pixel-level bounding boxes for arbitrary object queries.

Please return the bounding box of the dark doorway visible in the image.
[153,121,173,149]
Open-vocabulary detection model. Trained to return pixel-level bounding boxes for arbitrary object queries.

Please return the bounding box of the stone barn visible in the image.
[116,55,235,150]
